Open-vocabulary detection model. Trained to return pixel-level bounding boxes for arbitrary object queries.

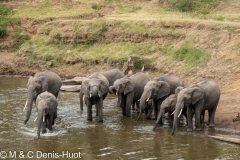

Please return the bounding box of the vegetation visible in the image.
[0,4,14,37]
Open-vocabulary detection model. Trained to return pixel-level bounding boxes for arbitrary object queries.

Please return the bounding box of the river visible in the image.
[0,76,239,159]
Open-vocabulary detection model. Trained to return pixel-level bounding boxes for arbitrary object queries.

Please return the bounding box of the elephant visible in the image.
[170,80,220,135]
[109,72,150,117]
[81,72,109,123]
[137,72,184,121]
[35,91,58,139]
[153,86,184,130]
[23,70,62,124]
[80,68,124,110]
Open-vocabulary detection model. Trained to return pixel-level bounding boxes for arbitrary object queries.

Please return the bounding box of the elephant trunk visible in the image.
[153,108,165,131]
[171,102,183,135]
[109,86,116,95]
[90,86,99,97]
[24,94,34,124]
[37,112,43,139]
[137,90,151,121]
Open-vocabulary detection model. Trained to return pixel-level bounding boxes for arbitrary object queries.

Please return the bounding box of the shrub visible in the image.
[0,26,7,37]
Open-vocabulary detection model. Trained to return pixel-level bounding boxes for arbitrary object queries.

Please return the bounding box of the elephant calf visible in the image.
[36,91,58,139]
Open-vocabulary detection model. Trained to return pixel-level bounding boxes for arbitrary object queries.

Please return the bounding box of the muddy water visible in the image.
[0,77,239,160]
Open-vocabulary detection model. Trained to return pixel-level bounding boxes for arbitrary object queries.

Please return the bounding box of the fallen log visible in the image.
[60,85,81,92]
[209,136,240,144]
[62,77,86,85]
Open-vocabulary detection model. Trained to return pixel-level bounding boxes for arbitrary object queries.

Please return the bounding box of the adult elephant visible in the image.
[23,70,62,124]
[81,72,109,123]
[35,91,58,139]
[80,68,124,110]
[153,86,184,130]
[137,73,184,121]
[109,72,150,117]
[170,80,220,135]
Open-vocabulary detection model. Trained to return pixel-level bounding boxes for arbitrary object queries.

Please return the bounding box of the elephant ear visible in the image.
[124,79,134,95]
[191,87,204,104]
[157,81,170,99]
[81,80,90,98]
[39,75,48,92]
[169,95,177,112]
[99,81,109,97]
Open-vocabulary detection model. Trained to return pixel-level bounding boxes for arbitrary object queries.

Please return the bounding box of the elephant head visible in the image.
[81,78,109,99]
[109,77,134,96]
[171,86,204,135]
[24,75,48,124]
[137,80,170,121]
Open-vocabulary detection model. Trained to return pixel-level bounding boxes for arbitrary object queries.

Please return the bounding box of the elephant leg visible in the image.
[42,118,47,134]
[153,100,158,120]
[48,115,53,131]
[80,92,84,111]
[187,107,194,132]
[194,101,204,130]
[97,97,103,123]
[136,100,140,113]
[86,98,93,121]
[170,114,174,127]
[208,107,217,127]
[121,96,127,116]
[132,99,135,111]
[126,93,134,117]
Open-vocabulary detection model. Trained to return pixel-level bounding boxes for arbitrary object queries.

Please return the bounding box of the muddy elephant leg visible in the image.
[132,99,135,111]
[117,94,121,107]
[126,93,134,117]
[121,95,127,116]
[80,92,84,111]
[48,115,53,131]
[86,98,93,121]
[153,100,158,120]
[187,107,194,132]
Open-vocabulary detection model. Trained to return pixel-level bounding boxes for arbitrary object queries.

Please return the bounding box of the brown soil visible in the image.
[1,0,240,134]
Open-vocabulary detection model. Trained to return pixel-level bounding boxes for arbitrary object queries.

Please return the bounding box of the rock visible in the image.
[62,77,86,85]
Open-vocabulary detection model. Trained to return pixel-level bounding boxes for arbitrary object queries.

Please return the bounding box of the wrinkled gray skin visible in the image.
[36,91,57,139]
[81,72,109,123]
[171,80,220,135]
[80,68,124,110]
[153,86,184,130]
[24,70,62,124]
[109,72,150,117]
[137,73,184,121]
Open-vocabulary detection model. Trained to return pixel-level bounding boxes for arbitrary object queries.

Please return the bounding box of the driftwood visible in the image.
[209,136,240,145]
[60,85,81,92]
[62,77,86,85]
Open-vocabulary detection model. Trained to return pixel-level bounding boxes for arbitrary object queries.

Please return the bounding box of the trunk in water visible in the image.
[109,86,115,94]
[37,113,43,139]
[170,106,181,135]
[137,91,151,121]
[153,108,165,130]
[24,95,34,124]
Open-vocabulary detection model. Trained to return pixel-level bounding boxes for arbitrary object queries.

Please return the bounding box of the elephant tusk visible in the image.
[23,99,28,111]
[34,117,37,122]
[43,116,45,122]
[98,94,100,97]
[178,109,183,117]
[90,93,92,98]
[146,98,149,102]
[171,110,175,115]
[116,90,118,96]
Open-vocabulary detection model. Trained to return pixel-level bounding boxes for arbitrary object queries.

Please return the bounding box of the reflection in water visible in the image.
[0,76,239,159]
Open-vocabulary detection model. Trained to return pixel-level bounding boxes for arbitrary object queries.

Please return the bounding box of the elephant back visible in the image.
[101,68,124,86]
[130,72,150,98]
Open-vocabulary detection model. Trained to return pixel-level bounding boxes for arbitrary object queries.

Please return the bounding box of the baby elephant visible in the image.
[35,91,58,139]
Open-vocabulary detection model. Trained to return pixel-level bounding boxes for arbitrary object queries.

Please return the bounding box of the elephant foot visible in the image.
[195,127,202,131]
[42,129,46,134]
[209,123,215,128]
[187,128,193,132]
[98,120,103,123]
[87,118,92,121]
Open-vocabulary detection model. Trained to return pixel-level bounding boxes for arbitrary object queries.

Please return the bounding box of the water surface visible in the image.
[0,77,239,159]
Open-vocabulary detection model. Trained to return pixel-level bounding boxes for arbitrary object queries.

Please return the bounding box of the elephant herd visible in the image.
[23,69,220,139]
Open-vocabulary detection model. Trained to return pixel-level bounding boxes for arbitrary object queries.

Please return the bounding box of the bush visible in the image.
[174,41,211,65]
[0,26,7,37]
